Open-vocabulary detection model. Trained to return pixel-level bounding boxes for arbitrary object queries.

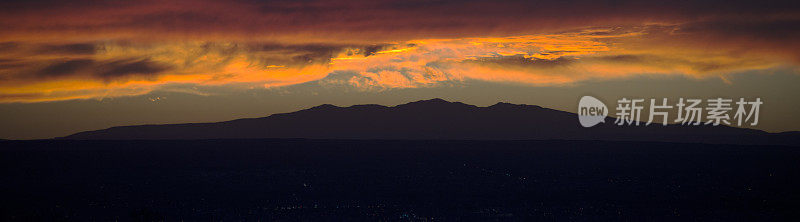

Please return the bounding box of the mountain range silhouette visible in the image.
[61,98,800,145]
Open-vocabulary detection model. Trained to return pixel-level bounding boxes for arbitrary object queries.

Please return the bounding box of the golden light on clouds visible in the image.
[1,0,799,140]
[0,26,797,103]
[0,0,797,103]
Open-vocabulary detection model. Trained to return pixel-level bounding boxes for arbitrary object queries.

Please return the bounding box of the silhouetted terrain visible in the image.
[62,99,799,146]
[1,139,799,221]
[15,99,797,220]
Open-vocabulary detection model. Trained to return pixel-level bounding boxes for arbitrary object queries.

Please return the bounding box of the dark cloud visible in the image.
[590,54,757,73]
[0,59,23,70]
[253,43,346,54]
[593,55,648,63]
[470,55,576,68]
[246,43,397,66]
[26,58,168,82]
[363,45,386,56]
[36,59,94,78]
[0,42,18,52]
[96,58,170,81]
[38,43,97,55]
[248,43,345,65]
[0,92,43,100]
[1,0,796,43]
[674,18,800,42]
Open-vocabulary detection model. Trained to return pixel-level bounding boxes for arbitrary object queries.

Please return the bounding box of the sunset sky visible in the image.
[1,0,799,139]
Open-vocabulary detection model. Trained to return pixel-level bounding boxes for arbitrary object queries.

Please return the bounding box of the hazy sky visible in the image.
[1,0,799,139]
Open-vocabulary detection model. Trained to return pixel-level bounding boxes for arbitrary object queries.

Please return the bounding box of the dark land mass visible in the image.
[60,99,799,146]
[2,139,799,221]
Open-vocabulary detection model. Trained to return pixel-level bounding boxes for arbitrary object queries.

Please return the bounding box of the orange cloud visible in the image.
[0,26,798,103]
[320,27,794,88]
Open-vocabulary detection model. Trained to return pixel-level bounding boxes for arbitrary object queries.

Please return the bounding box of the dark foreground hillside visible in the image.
[1,139,799,221]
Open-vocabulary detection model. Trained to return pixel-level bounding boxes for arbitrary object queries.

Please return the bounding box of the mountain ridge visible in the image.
[59,98,799,146]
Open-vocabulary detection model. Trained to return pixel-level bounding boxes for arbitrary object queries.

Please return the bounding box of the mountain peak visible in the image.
[490,102,516,107]
[409,98,450,104]
[398,98,475,109]
[489,102,540,109]
[307,104,340,111]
